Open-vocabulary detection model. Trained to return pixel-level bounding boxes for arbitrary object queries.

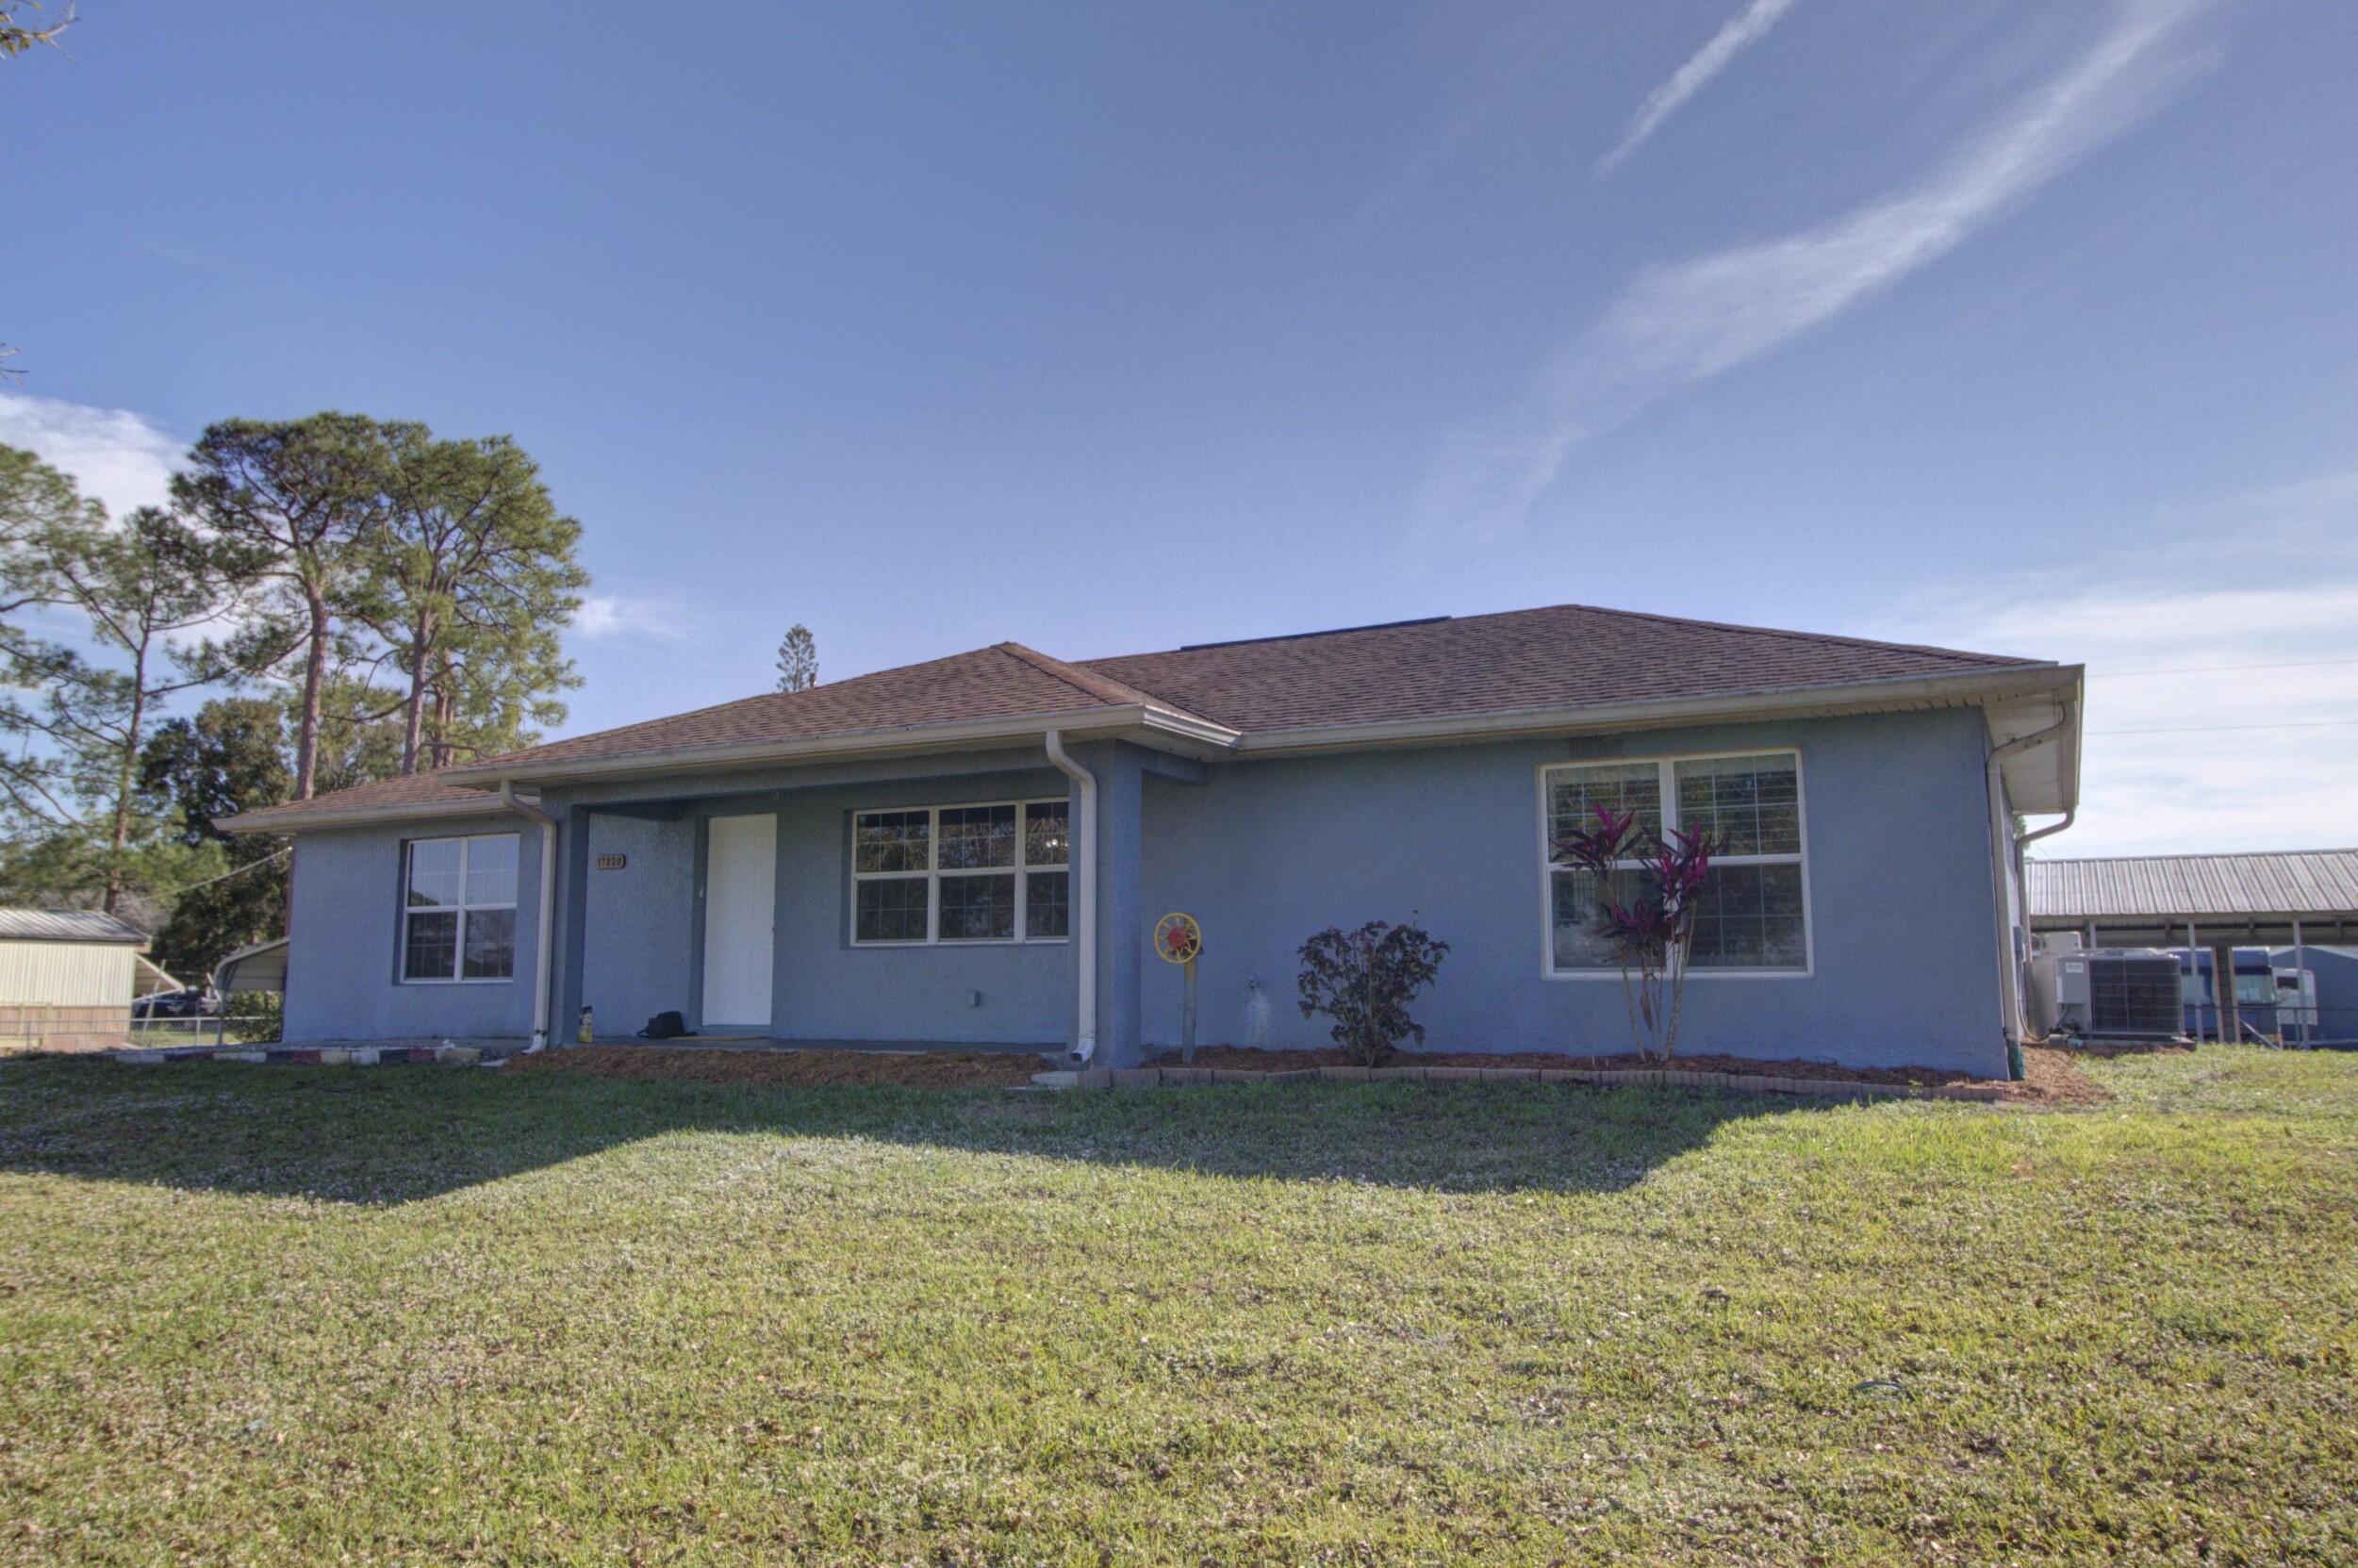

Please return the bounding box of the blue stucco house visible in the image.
[223,604,2084,1077]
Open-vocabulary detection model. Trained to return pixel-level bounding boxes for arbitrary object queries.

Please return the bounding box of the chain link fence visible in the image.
[0,999,282,1056]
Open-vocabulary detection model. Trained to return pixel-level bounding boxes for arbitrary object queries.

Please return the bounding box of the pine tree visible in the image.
[0,448,265,913]
[367,427,586,773]
[775,623,818,692]
[173,415,390,800]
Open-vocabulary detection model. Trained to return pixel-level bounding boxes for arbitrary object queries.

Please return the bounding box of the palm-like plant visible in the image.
[1553,805,1721,1061]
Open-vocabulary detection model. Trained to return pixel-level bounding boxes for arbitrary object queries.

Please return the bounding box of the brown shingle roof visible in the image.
[470,642,1199,775]
[1083,603,2043,733]
[231,602,2059,829]
[226,768,508,828]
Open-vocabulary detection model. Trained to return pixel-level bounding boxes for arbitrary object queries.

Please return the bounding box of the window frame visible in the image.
[849,796,1072,948]
[1536,749,1813,982]
[399,832,521,985]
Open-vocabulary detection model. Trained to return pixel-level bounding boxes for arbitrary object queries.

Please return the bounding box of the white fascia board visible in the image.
[1233,666,2083,759]
[445,705,1245,789]
[223,708,1245,832]
[217,795,524,836]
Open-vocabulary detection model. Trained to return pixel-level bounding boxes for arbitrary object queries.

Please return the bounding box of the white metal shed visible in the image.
[0,909,155,1050]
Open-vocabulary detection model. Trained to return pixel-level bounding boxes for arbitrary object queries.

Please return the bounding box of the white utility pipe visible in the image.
[1043,731,1097,1064]
[499,782,558,1052]
[1986,703,2074,1056]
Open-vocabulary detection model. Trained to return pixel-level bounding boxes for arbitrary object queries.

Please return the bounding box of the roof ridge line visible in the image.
[1079,601,2048,670]
[452,645,1005,776]
[993,642,1219,726]
[1509,602,2054,669]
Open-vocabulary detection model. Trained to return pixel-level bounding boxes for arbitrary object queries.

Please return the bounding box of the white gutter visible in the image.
[1232,666,2084,756]
[215,797,504,835]
[498,782,558,1053]
[2019,806,2076,850]
[1042,730,1097,1065]
[1986,702,2076,1065]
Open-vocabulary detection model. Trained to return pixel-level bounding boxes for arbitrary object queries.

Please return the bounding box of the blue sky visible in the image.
[4,0,2354,853]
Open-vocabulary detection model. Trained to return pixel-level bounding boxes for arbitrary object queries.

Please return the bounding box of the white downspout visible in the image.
[499,782,558,1053]
[1043,731,1097,1064]
[1986,702,2074,1066]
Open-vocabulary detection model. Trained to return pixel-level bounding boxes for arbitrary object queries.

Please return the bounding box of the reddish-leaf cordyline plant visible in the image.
[1553,804,1722,1061]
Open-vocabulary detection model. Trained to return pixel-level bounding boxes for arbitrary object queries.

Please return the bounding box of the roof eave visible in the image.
[1,933,151,946]
[228,704,1236,809]
[218,794,524,836]
[446,703,1242,788]
[1230,665,2081,758]
[220,707,1247,832]
[216,667,2074,832]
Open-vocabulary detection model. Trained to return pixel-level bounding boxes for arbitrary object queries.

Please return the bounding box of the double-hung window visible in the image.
[1542,751,1809,977]
[851,799,1069,945]
[402,833,519,982]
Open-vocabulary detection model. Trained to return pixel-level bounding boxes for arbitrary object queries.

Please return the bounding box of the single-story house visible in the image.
[223,603,2083,1077]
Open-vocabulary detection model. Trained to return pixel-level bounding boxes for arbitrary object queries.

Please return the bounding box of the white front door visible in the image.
[701,814,777,1029]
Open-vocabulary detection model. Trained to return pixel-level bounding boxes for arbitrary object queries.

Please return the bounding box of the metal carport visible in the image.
[2026,850,2358,1042]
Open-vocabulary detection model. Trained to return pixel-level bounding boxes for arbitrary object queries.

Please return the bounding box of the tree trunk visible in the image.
[102,673,149,917]
[400,610,433,775]
[294,591,330,800]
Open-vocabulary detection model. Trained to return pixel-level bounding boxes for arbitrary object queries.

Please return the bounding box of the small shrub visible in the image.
[226,992,283,1045]
[1296,920,1449,1065]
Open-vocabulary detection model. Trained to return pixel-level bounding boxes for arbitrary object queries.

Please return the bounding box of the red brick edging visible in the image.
[1058,1063,2011,1102]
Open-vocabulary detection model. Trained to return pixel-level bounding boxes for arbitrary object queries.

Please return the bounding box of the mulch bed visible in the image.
[2019,1046,2111,1106]
[503,1046,1045,1088]
[1147,1044,2108,1106]
[499,1041,2110,1105]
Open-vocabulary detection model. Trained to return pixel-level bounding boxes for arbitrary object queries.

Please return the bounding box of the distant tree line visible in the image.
[0,414,587,981]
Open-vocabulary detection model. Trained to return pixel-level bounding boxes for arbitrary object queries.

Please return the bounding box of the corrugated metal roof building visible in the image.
[0,908,154,1050]
[2026,850,2358,946]
[0,909,152,946]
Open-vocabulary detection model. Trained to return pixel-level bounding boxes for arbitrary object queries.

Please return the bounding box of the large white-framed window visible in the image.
[401,833,519,982]
[1540,750,1810,979]
[850,798,1070,946]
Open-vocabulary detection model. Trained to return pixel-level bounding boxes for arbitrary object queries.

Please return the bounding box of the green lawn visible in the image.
[2,1049,2352,1566]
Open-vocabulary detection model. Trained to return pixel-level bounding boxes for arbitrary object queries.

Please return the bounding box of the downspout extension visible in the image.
[1043,730,1098,1065]
[499,782,558,1053]
[1986,702,2075,1080]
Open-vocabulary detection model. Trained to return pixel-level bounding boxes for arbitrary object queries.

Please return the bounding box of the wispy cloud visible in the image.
[1421,0,2220,546]
[573,593,690,642]
[1597,0,1797,175]
[0,391,184,519]
[1870,470,2358,857]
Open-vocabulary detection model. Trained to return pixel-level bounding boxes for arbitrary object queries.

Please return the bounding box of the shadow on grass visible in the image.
[0,1053,1829,1205]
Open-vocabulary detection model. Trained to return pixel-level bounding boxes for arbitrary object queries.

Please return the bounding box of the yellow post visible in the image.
[1154,913,1204,1065]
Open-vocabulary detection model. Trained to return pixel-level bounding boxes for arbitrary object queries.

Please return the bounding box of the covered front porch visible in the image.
[534,739,1205,1067]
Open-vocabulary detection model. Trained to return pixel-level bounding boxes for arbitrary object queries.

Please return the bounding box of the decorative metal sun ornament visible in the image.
[1154,911,1202,965]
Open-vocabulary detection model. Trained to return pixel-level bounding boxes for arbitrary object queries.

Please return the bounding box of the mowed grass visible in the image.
[1,1050,2352,1566]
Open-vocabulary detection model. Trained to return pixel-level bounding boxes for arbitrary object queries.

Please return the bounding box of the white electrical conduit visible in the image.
[499,782,558,1052]
[1985,702,2075,1056]
[1042,731,1098,1064]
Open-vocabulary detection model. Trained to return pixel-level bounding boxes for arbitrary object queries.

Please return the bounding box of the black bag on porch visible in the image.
[637,1010,694,1040]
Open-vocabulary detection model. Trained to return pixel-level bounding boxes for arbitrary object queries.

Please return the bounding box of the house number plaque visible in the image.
[595,854,629,870]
